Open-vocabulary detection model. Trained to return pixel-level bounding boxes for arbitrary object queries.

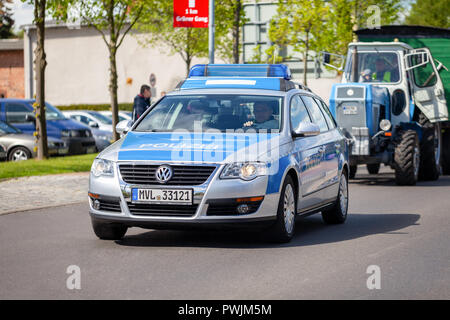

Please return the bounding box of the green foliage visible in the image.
[0,153,98,180]
[1,0,14,39]
[406,0,450,28]
[56,103,133,111]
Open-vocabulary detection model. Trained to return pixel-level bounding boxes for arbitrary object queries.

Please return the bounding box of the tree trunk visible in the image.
[109,45,119,141]
[232,0,242,64]
[34,0,48,160]
[303,31,309,86]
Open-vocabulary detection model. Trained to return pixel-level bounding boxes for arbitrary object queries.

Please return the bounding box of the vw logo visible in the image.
[155,165,173,183]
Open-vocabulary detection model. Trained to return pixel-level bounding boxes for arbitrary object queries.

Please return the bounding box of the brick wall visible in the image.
[0,50,25,98]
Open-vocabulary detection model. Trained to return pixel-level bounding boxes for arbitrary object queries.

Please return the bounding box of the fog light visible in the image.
[93,199,101,210]
[380,119,391,131]
[237,204,249,214]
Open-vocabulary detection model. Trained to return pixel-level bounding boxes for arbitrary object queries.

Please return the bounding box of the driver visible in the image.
[251,102,278,129]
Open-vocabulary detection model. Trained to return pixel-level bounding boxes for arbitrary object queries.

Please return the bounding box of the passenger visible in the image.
[361,69,372,82]
[250,102,279,130]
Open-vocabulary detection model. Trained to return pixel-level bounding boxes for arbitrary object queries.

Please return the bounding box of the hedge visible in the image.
[56,103,133,111]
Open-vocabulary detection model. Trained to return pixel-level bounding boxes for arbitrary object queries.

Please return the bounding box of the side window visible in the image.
[290,95,312,132]
[300,95,329,132]
[314,98,336,129]
[410,54,437,87]
[5,103,33,123]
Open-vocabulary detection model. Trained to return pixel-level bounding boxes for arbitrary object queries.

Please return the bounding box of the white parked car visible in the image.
[98,111,132,122]
[63,110,113,132]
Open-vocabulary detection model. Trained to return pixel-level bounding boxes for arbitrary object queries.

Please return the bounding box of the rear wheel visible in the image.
[349,165,357,179]
[267,176,297,243]
[366,163,380,175]
[322,171,348,224]
[418,113,441,181]
[394,130,420,186]
[92,219,128,240]
[442,129,450,175]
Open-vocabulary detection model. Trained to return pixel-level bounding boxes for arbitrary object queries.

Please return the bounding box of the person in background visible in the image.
[133,84,151,121]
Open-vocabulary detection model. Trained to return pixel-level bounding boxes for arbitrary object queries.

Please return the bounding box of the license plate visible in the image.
[132,188,192,204]
[343,105,358,115]
[87,146,96,153]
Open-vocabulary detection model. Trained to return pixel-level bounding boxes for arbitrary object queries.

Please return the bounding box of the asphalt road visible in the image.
[1,166,449,299]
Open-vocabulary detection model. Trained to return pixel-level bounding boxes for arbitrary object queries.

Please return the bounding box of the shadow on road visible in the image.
[115,212,420,249]
[351,173,450,187]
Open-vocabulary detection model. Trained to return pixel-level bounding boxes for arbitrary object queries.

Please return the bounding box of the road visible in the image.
[1,166,449,299]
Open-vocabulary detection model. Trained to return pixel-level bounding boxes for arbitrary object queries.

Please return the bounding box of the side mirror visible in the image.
[323,52,331,64]
[88,121,99,128]
[319,51,345,72]
[292,122,320,138]
[116,120,132,135]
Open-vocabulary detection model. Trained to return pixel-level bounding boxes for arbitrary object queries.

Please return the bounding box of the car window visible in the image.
[314,98,336,129]
[0,121,21,134]
[290,95,312,132]
[72,114,91,125]
[300,95,329,132]
[135,95,283,133]
[5,103,33,123]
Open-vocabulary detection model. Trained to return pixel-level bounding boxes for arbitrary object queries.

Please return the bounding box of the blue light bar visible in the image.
[188,64,292,80]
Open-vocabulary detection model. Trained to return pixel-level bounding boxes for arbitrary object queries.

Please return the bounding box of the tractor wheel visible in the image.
[366,163,380,175]
[442,129,450,175]
[394,130,420,186]
[418,113,441,181]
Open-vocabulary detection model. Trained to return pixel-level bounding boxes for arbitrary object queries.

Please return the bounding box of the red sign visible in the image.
[173,0,209,28]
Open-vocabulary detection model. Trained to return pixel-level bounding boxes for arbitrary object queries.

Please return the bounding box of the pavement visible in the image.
[0,172,89,215]
[0,166,449,299]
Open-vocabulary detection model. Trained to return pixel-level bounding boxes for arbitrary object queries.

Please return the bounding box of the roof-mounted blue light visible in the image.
[188,64,292,80]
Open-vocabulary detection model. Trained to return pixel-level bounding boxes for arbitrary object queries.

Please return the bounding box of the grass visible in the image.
[0,153,98,180]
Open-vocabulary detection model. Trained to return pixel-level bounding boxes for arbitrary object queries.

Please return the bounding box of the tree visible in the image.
[136,0,246,75]
[406,0,450,28]
[0,0,14,39]
[51,0,146,141]
[268,0,330,85]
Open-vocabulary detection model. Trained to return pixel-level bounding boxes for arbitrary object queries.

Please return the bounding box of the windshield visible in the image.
[0,121,21,134]
[44,103,67,120]
[347,52,400,83]
[88,111,113,125]
[134,95,283,133]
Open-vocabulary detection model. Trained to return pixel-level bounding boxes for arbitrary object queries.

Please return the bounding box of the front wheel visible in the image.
[394,130,420,186]
[92,219,128,240]
[9,146,31,161]
[322,171,348,224]
[267,176,297,243]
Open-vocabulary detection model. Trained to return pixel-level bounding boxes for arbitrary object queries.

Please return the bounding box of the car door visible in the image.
[299,95,332,198]
[290,94,325,211]
[4,102,34,134]
[405,48,449,122]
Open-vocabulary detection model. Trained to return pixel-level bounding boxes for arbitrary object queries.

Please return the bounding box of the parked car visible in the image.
[88,64,350,243]
[90,128,113,151]
[0,120,69,161]
[0,99,97,155]
[99,111,132,122]
[63,110,113,132]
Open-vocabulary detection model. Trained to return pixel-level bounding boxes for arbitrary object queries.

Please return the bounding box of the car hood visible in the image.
[101,131,285,163]
[47,119,91,131]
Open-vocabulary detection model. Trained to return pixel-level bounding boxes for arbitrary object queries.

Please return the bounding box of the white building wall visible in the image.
[24,25,214,106]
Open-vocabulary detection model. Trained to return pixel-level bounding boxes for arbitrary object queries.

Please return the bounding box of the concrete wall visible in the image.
[24,26,212,106]
[0,50,25,98]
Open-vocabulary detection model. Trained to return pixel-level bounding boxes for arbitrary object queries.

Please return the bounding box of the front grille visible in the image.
[96,198,121,212]
[207,200,263,216]
[82,141,96,147]
[119,165,216,185]
[336,101,367,131]
[127,202,198,217]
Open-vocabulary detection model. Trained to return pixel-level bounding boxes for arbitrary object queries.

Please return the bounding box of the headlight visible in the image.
[61,130,71,137]
[97,135,112,141]
[220,162,268,181]
[91,158,114,177]
[379,119,391,131]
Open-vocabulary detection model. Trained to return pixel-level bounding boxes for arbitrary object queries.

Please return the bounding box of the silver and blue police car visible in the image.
[89,64,350,243]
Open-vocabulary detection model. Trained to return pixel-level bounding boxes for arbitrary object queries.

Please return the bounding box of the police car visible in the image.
[89,64,349,243]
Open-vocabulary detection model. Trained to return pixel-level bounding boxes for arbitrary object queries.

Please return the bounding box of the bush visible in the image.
[56,103,133,111]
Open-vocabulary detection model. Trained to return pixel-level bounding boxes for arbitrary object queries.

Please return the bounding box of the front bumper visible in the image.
[88,163,279,229]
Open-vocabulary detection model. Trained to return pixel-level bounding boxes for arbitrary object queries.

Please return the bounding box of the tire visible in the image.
[418,113,440,181]
[366,163,380,175]
[8,146,31,161]
[442,129,450,175]
[92,219,128,240]
[394,130,420,186]
[267,175,297,243]
[349,165,357,179]
[322,171,348,224]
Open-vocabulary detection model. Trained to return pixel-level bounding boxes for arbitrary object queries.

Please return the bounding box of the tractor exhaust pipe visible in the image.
[351,46,359,82]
